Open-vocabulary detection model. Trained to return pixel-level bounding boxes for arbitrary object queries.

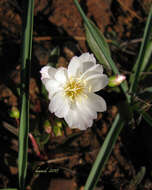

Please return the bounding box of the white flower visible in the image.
[40,53,108,130]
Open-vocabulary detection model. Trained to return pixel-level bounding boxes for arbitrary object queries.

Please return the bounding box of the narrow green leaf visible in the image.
[18,1,34,190]
[140,111,152,127]
[84,114,124,190]
[143,87,152,92]
[129,6,152,94]
[85,21,111,70]
[136,88,152,104]
[141,41,152,72]
[74,0,130,102]
[133,104,152,127]
[129,166,146,188]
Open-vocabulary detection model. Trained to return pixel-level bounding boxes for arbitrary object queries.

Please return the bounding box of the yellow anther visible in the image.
[64,77,91,102]
[89,86,92,92]
[64,77,84,101]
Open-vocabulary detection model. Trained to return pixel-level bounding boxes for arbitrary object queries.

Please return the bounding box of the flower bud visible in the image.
[44,120,52,134]
[108,74,126,87]
[53,121,63,136]
[9,107,20,119]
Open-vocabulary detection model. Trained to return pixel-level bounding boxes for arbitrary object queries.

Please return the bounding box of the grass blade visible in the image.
[129,6,152,94]
[138,110,152,127]
[18,1,34,189]
[85,21,111,70]
[129,166,146,189]
[142,112,152,127]
[133,103,152,127]
[84,114,124,190]
[74,0,130,102]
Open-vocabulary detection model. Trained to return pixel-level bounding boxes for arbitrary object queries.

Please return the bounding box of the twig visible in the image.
[116,0,143,21]
[37,154,82,166]
[2,121,46,159]
[2,121,18,136]
[120,38,142,48]
[33,36,86,42]
[120,69,152,76]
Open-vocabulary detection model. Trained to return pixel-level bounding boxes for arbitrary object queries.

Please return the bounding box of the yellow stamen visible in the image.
[64,77,85,101]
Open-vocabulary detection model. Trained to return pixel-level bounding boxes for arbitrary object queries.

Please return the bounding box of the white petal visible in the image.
[78,53,96,64]
[87,93,107,112]
[55,67,68,84]
[40,65,57,84]
[65,92,107,130]
[64,103,93,130]
[45,80,62,98]
[49,92,70,118]
[65,113,87,130]
[68,56,79,76]
[68,53,96,77]
[85,74,109,92]
[76,96,97,120]
[81,64,103,80]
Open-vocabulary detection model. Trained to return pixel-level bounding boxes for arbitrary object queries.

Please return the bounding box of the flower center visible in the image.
[64,78,85,101]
